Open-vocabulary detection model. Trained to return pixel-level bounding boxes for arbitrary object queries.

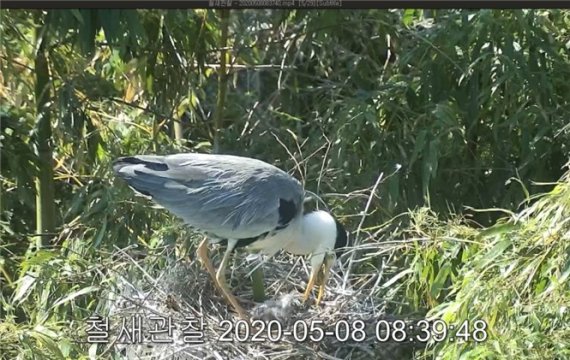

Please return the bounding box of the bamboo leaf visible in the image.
[51,286,100,309]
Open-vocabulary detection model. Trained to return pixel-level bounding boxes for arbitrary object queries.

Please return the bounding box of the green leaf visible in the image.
[22,250,57,267]
[402,9,415,26]
[70,9,84,25]
[51,286,100,309]
[431,262,451,298]
[29,328,65,359]
[409,130,427,168]
[93,219,107,248]
[382,269,414,288]
[13,274,37,304]
[480,239,512,268]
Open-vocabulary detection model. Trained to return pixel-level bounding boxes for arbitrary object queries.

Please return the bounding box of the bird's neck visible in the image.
[282,211,335,256]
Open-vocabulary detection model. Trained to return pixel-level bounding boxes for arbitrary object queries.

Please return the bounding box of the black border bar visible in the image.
[3,1,570,9]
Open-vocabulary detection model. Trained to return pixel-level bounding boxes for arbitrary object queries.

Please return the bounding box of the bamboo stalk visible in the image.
[212,9,230,154]
[34,25,56,248]
[173,118,184,145]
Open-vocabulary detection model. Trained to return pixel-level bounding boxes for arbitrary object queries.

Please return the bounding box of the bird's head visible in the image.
[302,211,348,304]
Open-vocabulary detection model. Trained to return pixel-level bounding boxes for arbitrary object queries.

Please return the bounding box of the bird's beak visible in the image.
[303,253,335,305]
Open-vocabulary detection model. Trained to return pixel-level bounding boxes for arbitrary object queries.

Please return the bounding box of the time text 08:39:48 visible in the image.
[218,318,489,343]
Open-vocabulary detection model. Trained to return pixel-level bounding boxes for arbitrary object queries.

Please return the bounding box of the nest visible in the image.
[97,244,425,360]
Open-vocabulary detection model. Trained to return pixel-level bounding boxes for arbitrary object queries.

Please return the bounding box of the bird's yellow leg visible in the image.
[216,245,248,320]
[197,237,217,283]
[302,267,319,302]
[316,260,333,305]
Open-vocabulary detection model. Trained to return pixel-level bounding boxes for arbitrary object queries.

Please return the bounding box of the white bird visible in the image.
[113,153,348,319]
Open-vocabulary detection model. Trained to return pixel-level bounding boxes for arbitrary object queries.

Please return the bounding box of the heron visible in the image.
[112,153,348,319]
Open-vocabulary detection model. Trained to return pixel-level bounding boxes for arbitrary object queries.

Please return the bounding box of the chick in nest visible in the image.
[250,293,301,323]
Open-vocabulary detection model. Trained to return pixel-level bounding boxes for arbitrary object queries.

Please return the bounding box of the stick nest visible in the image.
[101,244,425,360]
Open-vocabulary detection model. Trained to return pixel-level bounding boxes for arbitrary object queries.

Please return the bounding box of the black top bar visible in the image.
[3,1,570,10]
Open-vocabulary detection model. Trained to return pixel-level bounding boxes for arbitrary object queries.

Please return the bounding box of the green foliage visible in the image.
[389,164,570,359]
[1,8,569,359]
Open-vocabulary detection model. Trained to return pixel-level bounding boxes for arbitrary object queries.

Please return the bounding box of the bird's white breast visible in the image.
[288,210,337,255]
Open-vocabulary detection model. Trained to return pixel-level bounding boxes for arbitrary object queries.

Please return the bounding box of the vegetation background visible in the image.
[1,8,569,359]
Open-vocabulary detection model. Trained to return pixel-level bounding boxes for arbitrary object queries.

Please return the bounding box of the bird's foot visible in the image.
[234,306,249,320]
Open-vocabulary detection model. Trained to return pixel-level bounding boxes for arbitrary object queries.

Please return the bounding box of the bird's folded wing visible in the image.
[113,153,303,239]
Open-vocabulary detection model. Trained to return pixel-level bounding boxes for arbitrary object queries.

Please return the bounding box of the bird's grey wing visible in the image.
[113,154,304,239]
